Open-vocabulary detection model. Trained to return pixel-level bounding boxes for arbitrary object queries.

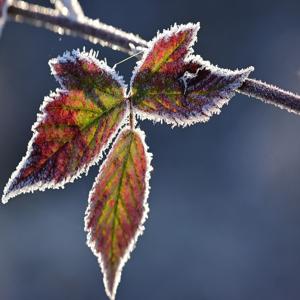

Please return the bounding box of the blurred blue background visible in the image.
[1,1,300,299]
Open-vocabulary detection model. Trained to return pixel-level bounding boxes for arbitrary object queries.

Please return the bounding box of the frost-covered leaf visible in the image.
[130,23,254,127]
[0,0,7,36]
[49,50,127,106]
[2,50,128,203]
[51,0,84,20]
[85,127,152,300]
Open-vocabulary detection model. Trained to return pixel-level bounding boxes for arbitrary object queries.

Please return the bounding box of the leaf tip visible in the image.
[1,171,21,204]
[244,65,255,76]
[165,21,200,50]
[85,127,153,300]
[1,182,22,204]
[1,194,9,205]
[179,21,200,36]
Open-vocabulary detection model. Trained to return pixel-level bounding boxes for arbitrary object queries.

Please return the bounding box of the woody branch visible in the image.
[7,0,300,115]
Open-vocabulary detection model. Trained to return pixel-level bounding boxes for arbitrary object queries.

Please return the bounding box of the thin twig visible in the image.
[239,78,300,114]
[50,0,85,20]
[238,79,300,115]
[7,1,148,55]
[6,1,300,116]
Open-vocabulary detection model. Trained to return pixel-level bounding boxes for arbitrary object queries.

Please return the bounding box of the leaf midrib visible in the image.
[110,131,134,263]
[151,36,185,73]
[28,104,124,180]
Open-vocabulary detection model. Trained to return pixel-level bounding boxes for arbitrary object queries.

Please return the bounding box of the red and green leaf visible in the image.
[0,0,7,35]
[130,23,254,127]
[2,50,128,203]
[1,21,258,300]
[85,127,152,300]
[49,50,127,104]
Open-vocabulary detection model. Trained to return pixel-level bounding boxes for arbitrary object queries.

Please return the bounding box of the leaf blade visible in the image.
[131,22,199,80]
[85,127,152,300]
[49,49,127,105]
[2,50,128,203]
[130,23,254,127]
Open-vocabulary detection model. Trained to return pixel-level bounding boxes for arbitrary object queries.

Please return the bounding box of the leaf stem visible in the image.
[6,1,300,116]
[129,98,135,129]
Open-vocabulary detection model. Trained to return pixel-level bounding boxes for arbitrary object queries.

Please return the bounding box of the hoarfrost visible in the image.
[2,49,129,204]
[51,0,85,21]
[84,127,153,300]
[130,23,254,127]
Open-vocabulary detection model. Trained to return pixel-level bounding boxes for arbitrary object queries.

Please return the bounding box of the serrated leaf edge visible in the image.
[129,22,200,93]
[84,127,153,300]
[49,48,128,95]
[134,55,254,128]
[1,89,129,204]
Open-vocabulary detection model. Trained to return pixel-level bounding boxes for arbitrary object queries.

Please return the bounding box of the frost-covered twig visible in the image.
[6,0,300,115]
[238,78,300,115]
[50,0,84,20]
[7,1,148,54]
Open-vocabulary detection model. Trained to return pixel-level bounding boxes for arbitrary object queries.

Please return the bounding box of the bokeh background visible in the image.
[1,1,300,299]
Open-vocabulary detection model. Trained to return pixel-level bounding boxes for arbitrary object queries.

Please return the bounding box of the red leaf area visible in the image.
[131,23,253,127]
[85,128,151,300]
[138,26,196,76]
[52,56,110,91]
[2,51,127,203]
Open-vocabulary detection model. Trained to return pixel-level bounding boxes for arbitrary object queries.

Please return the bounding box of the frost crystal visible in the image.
[51,0,85,21]
[2,50,128,203]
[1,21,260,300]
[130,23,254,127]
[85,127,152,300]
